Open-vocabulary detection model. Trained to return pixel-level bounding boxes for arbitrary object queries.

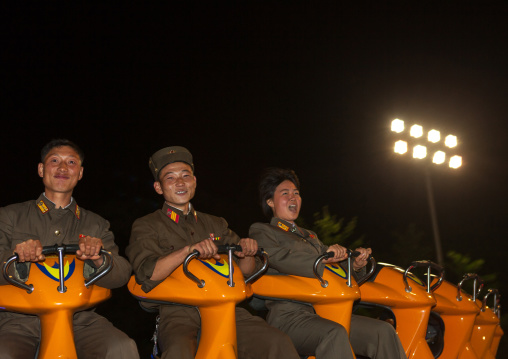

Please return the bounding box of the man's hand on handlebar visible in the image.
[235,238,258,258]
[14,239,45,262]
[352,247,372,270]
[323,244,348,263]
[77,235,105,266]
[188,239,221,260]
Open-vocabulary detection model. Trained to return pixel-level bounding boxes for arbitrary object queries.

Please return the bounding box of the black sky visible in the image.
[2,1,508,286]
[2,2,508,355]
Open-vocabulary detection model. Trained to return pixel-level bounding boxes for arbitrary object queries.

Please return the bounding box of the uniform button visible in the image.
[190,231,194,235]
[55,230,61,236]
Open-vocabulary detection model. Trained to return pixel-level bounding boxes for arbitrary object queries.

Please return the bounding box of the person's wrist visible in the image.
[353,263,364,271]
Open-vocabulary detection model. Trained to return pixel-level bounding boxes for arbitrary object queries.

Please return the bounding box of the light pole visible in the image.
[391,119,462,265]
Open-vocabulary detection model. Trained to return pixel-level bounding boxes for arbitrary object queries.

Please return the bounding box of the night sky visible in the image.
[2,2,508,355]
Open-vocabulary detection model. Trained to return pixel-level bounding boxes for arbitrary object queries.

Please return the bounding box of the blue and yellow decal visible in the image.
[199,258,232,278]
[324,263,347,279]
[407,272,425,286]
[35,257,76,282]
[392,267,426,287]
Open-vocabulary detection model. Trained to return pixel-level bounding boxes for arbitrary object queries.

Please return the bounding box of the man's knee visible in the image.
[327,323,349,339]
[371,318,398,338]
[0,334,39,359]
[101,333,139,359]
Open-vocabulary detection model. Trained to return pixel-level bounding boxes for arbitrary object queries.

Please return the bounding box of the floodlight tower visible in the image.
[390,118,462,265]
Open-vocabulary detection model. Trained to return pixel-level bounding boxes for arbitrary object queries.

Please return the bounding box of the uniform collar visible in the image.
[36,194,81,219]
[162,202,198,224]
[270,217,317,240]
[270,217,297,233]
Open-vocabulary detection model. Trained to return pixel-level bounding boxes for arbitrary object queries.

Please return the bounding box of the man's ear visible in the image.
[37,163,44,178]
[154,181,163,195]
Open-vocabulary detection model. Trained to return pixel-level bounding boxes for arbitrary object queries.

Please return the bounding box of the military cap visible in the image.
[149,146,194,180]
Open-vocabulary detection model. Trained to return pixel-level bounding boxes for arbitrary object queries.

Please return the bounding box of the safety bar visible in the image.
[355,254,377,286]
[456,273,483,302]
[403,260,444,293]
[2,244,113,293]
[313,249,362,288]
[184,244,266,288]
[482,288,501,317]
[245,249,268,284]
[313,252,334,288]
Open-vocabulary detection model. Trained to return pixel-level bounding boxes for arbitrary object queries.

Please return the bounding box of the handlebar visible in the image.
[2,244,113,294]
[457,273,484,302]
[183,244,267,288]
[245,249,268,285]
[403,260,444,293]
[482,288,501,317]
[352,252,377,286]
[313,252,334,288]
[313,249,371,288]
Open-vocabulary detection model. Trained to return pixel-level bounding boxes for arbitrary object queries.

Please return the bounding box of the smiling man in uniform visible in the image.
[0,138,139,358]
[126,146,299,359]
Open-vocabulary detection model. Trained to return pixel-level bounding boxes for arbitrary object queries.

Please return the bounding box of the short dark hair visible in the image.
[40,139,84,164]
[258,167,300,218]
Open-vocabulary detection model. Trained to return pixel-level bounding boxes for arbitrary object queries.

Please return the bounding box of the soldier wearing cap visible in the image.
[126,146,299,359]
[0,138,139,358]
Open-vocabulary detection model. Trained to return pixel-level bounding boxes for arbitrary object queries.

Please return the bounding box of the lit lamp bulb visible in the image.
[394,140,408,154]
[433,151,446,164]
[449,155,462,169]
[413,145,427,159]
[391,119,404,133]
[410,125,423,138]
[428,130,441,143]
[445,135,458,148]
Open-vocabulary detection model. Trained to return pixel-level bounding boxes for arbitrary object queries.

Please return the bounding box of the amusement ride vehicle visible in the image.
[470,288,503,359]
[430,273,483,359]
[358,260,443,359]
[128,244,267,359]
[0,244,113,359]
[250,250,366,359]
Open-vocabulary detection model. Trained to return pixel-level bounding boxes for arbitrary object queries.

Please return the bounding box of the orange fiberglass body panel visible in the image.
[432,279,481,359]
[128,253,251,359]
[359,263,437,359]
[489,324,503,358]
[0,253,111,359]
[470,299,501,359]
[251,262,361,359]
[251,263,360,333]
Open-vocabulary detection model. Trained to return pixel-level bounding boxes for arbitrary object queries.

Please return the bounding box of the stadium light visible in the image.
[390,118,464,265]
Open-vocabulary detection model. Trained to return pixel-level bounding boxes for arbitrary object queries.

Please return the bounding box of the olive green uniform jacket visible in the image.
[249,218,406,359]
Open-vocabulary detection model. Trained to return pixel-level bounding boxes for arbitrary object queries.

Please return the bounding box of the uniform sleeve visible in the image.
[0,207,15,285]
[249,223,325,278]
[217,217,241,245]
[126,216,167,292]
[90,217,133,289]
